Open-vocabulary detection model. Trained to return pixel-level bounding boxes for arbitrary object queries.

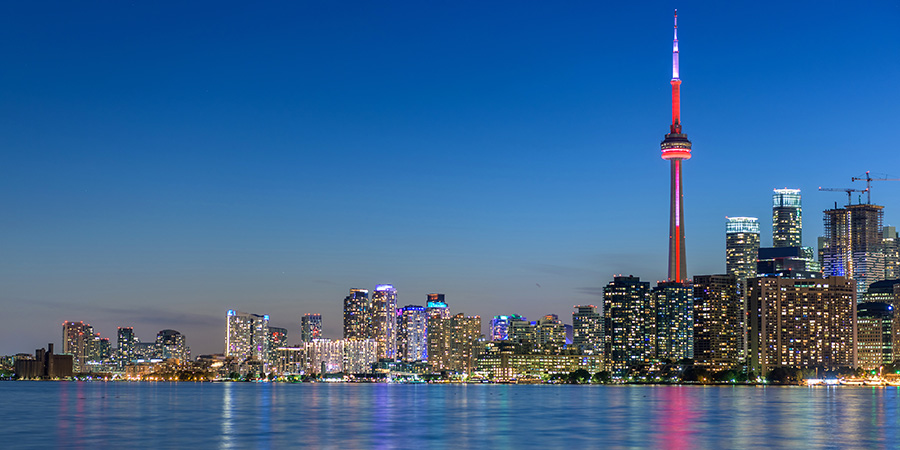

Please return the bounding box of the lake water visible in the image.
[2,382,899,449]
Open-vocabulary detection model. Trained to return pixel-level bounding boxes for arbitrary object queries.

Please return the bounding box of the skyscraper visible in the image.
[773,188,802,248]
[116,327,136,368]
[856,302,893,371]
[747,276,856,374]
[726,217,760,286]
[603,276,653,374]
[156,329,189,362]
[491,315,525,341]
[652,281,693,361]
[823,203,885,296]
[371,284,398,360]
[572,306,602,356]
[660,10,692,283]
[62,321,93,373]
[883,226,898,280]
[225,310,270,364]
[427,313,482,374]
[397,305,427,363]
[692,274,742,369]
[426,293,449,319]
[301,314,323,342]
[343,288,370,339]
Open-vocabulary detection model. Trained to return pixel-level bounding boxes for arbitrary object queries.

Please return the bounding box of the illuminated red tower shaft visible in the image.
[660,10,692,282]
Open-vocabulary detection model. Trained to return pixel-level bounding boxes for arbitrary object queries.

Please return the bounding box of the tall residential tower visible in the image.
[660,10,692,283]
[773,189,802,247]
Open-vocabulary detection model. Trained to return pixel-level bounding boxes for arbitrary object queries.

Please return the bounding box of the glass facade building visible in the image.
[692,274,742,369]
[726,217,760,286]
[773,188,802,248]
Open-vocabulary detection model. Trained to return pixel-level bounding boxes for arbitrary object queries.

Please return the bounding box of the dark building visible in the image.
[652,281,693,362]
[343,288,371,339]
[757,246,822,279]
[603,276,652,374]
[693,274,742,369]
[14,343,73,379]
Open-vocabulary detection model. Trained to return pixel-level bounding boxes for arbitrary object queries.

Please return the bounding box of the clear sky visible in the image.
[1,1,898,356]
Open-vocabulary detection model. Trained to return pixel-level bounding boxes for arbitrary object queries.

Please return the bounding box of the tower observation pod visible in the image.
[661,10,692,283]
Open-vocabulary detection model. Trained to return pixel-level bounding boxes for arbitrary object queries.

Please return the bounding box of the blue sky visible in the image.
[1,1,898,355]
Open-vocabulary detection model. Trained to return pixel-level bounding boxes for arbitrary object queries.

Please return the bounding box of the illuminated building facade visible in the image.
[773,188,802,248]
[603,276,653,374]
[884,226,899,279]
[476,342,603,382]
[692,274,742,369]
[856,302,893,371]
[427,313,482,373]
[757,246,822,279]
[572,306,602,356]
[371,284,398,360]
[343,288,371,339]
[660,10,692,283]
[300,314,323,342]
[823,204,885,296]
[156,329,189,362]
[268,327,288,362]
[652,281,693,361]
[747,276,856,374]
[490,314,526,341]
[62,321,93,372]
[117,327,136,368]
[426,293,450,319]
[726,217,760,286]
[225,310,270,364]
[307,339,344,374]
[508,315,566,350]
[397,305,427,362]
[343,338,378,373]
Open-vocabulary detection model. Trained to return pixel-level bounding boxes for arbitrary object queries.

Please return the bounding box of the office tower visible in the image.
[62,321,93,373]
[884,226,899,279]
[747,276,856,374]
[726,217,760,286]
[859,279,900,303]
[757,247,823,279]
[652,281,693,361]
[692,274,742,369]
[426,293,450,319]
[301,314,323,342]
[397,305,427,362]
[427,313,482,373]
[225,310,270,363]
[491,315,525,341]
[823,203,885,296]
[371,284,398,360]
[773,188,802,248]
[156,329,189,362]
[116,327,137,368]
[660,10,692,283]
[603,276,653,374]
[856,302,893,371]
[572,306,602,355]
[343,288,371,339]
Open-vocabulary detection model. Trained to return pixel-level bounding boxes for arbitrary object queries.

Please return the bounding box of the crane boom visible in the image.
[850,171,900,204]
[818,187,867,206]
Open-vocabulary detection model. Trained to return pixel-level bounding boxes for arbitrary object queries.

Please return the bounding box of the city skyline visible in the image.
[2,2,899,356]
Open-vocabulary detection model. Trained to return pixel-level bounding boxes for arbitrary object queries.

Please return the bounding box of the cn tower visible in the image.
[660,10,692,283]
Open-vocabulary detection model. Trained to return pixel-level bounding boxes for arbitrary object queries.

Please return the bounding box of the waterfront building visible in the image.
[225,310,270,364]
[343,339,378,373]
[856,302,893,371]
[746,276,856,374]
[371,284,398,360]
[490,315,526,341]
[14,343,73,379]
[397,305,427,363]
[692,274,742,369]
[156,329,189,362]
[300,314,322,342]
[652,281,693,361]
[134,342,160,361]
[273,346,307,375]
[268,327,288,363]
[426,293,450,319]
[726,217,760,287]
[62,321,94,373]
[508,315,566,350]
[773,188,802,248]
[343,288,371,339]
[476,342,603,382]
[428,313,482,374]
[603,276,653,374]
[307,339,344,374]
[117,327,136,368]
[572,306,602,356]
[823,204,885,296]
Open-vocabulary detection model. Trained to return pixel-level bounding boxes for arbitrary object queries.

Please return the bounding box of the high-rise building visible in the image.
[490,315,525,341]
[660,10,692,283]
[603,276,653,374]
[726,217,760,287]
[268,327,288,362]
[747,276,856,374]
[371,284,398,360]
[823,203,885,296]
[856,302,893,371]
[225,310,270,364]
[301,314,323,342]
[62,321,93,373]
[756,246,822,279]
[156,329,189,362]
[692,274,742,369]
[427,313,482,374]
[343,288,370,339]
[343,339,379,374]
[773,188,802,248]
[652,281,693,361]
[884,226,899,280]
[426,293,449,319]
[397,305,427,363]
[117,327,136,368]
[572,306,602,356]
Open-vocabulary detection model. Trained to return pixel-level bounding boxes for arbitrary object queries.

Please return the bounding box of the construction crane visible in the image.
[818,187,867,206]
[851,171,900,204]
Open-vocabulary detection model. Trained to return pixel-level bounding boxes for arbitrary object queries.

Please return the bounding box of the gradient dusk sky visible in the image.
[1,1,898,355]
